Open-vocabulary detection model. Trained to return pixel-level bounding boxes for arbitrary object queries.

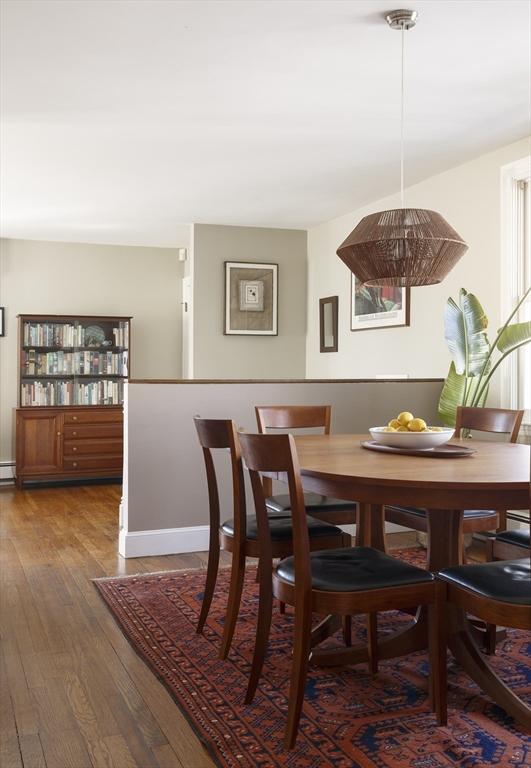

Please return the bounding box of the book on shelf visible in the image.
[21,379,124,407]
[23,320,129,349]
[22,350,128,376]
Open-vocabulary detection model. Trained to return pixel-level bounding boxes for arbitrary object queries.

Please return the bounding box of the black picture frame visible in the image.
[319,296,338,352]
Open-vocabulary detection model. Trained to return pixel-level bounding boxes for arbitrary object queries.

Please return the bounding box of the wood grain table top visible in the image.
[296,434,530,496]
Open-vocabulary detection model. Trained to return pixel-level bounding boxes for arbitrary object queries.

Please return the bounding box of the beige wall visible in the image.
[306,136,531,401]
[192,224,307,379]
[0,238,185,462]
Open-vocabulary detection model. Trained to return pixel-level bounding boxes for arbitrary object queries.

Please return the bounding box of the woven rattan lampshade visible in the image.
[336,208,468,287]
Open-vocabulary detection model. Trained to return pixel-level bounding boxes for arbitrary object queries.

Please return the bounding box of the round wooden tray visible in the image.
[360,440,477,458]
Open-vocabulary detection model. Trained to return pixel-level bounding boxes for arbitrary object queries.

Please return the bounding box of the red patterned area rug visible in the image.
[94,548,531,768]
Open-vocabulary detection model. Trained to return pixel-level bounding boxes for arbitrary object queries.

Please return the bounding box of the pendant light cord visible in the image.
[400,22,405,208]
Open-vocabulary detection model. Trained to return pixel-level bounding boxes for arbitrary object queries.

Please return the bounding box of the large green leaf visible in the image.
[438,362,489,427]
[444,289,490,376]
[496,321,531,354]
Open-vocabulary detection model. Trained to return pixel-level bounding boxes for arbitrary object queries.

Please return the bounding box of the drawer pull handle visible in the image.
[72,447,77,452]
[72,462,78,467]
[57,432,61,436]
[72,416,78,421]
[72,431,77,436]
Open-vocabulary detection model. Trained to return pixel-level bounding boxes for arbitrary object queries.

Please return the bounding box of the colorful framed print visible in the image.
[350,275,410,331]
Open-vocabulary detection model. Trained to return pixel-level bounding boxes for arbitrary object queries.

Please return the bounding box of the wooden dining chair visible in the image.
[437,556,531,729]
[238,431,446,750]
[485,528,530,561]
[385,406,524,553]
[193,418,350,659]
[255,405,358,526]
[482,527,530,653]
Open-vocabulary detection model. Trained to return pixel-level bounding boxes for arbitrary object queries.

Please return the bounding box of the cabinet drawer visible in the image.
[63,438,123,457]
[63,424,123,439]
[63,409,122,425]
[63,456,123,472]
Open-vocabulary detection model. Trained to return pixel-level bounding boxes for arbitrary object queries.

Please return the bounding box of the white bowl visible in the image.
[369,426,455,450]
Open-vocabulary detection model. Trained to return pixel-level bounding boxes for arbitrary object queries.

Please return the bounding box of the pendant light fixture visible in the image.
[336,10,468,287]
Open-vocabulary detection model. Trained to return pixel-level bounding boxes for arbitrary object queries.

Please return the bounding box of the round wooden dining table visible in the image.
[292,433,530,725]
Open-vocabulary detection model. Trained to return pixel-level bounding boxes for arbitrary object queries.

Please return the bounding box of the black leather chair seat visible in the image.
[221,513,342,541]
[495,529,530,548]
[266,492,356,514]
[276,546,434,592]
[438,559,531,605]
[387,505,498,520]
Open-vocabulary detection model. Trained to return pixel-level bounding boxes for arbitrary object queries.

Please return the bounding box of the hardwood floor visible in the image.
[0,483,421,768]
[0,483,225,768]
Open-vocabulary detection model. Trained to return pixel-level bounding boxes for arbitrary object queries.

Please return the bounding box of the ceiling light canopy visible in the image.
[337,10,468,287]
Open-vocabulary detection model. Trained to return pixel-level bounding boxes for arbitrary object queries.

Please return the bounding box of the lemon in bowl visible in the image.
[397,411,414,427]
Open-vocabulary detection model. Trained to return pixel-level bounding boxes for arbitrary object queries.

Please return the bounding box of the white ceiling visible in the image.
[1,0,530,246]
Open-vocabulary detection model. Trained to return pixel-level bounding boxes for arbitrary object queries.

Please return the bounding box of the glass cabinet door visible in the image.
[20,317,129,406]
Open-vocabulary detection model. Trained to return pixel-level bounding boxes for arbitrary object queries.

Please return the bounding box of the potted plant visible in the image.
[438,287,531,426]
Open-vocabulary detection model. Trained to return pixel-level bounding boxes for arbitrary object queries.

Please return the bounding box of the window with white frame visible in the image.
[501,156,531,433]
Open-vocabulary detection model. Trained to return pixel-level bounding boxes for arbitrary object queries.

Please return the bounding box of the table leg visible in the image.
[426,509,463,570]
[310,607,427,666]
[356,503,386,552]
[310,614,342,648]
[447,605,531,729]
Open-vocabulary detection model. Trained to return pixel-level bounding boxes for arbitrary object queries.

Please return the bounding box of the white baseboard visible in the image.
[0,462,15,482]
[340,523,411,537]
[118,521,411,558]
[386,523,411,534]
[119,525,210,558]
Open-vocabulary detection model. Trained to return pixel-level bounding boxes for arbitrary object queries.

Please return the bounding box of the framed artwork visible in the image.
[350,274,410,331]
[224,262,278,335]
[319,296,338,352]
[0,307,4,337]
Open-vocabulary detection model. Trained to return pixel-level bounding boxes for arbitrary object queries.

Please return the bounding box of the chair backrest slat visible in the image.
[238,432,312,589]
[454,406,523,442]
[255,405,331,434]
[194,417,246,539]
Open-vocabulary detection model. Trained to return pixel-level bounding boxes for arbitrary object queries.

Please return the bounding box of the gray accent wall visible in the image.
[192,224,307,379]
[122,379,443,556]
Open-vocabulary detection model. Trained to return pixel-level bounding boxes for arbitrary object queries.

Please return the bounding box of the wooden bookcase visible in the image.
[15,314,131,488]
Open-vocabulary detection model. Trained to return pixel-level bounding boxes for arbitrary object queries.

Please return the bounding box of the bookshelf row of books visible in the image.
[112,323,129,347]
[22,350,128,376]
[21,380,124,407]
[23,321,129,348]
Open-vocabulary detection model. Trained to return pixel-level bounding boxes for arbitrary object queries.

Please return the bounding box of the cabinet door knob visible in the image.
[72,416,78,421]
[72,447,77,451]
[72,431,77,436]
[57,432,61,436]
[72,462,78,467]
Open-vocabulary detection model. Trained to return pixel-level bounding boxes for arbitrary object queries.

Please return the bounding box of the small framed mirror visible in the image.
[319,296,338,353]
